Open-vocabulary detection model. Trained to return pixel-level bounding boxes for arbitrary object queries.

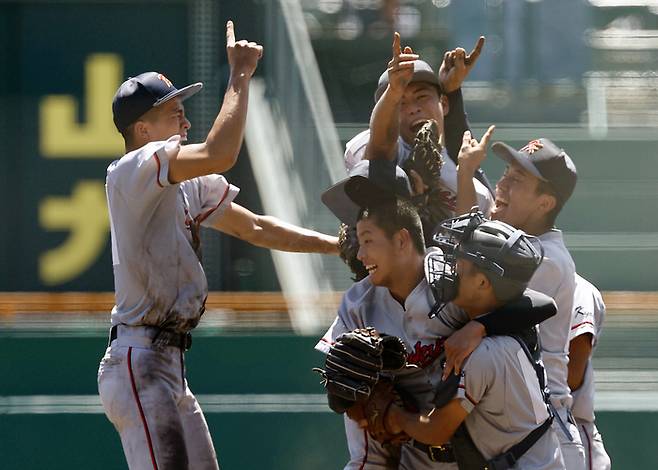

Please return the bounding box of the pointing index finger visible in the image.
[392,32,401,57]
[480,125,495,147]
[465,36,485,66]
[226,20,235,47]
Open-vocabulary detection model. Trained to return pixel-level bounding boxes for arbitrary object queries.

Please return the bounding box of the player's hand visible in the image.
[226,20,263,79]
[457,126,495,176]
[438,36,485,93]
[386,32,419,98]
[442,320,486,380]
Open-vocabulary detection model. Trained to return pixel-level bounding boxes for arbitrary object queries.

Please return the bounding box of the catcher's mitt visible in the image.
[338,223,368,281]
[402,119,453,235]
[314,328,408,413]
[347,380,410,446]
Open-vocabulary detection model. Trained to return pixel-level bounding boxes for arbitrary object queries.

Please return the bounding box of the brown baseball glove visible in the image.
[347,379,410,446]
[338,223,368,281]
[402,119,454,236]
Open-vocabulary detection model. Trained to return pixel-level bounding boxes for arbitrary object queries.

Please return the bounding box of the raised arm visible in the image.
[211,202,339,255]
[364,32,418,162]
[455,126,494,216]
[169,21,263,183]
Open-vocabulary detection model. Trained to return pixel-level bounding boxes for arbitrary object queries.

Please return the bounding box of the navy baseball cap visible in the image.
[112,72,203,132]
[492,138,578,206]
[374,60,442,103]
[322,160,412,226]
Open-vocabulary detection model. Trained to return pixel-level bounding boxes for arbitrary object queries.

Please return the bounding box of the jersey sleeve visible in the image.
[107,136,180,198]
[455,342,495,413]
[344,130,369,171]
[315,287,369,354]
[315,315,350,354]
[570,277,600,343]
[186,175,240,227]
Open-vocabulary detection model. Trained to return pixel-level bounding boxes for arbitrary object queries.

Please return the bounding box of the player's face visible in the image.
[398,82,446,145]
[143,98,191,142]
[451,259,482,312]
[491,163,545,232]
[356,218,399,288]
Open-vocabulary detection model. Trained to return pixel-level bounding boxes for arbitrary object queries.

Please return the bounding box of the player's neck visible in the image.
[387,255,424,307]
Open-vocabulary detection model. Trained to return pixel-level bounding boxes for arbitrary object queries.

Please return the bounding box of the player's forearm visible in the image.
[567,334,593,391]
[365,87,402,161]
[251,216,339,254]
[203,74,252,173]
[455,167,478,215]
[388,405,455,446]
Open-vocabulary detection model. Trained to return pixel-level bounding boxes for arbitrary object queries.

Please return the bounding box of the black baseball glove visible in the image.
[314,328,408,413]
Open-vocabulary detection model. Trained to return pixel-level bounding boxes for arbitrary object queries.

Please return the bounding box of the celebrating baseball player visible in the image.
[569,274,611,469]
[316,160,557,469]
[457,136,586,467]
[97,21,338,470]
[345,32,494,216]
[336,33,495,282]
[380,213,566,469]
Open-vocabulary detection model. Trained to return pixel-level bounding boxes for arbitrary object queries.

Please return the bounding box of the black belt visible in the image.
[412,440,456,462]
[109,325,192,351]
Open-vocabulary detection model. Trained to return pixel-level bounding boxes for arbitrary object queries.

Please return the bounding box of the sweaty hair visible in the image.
[357,199,425,255]
[535,179,561,227]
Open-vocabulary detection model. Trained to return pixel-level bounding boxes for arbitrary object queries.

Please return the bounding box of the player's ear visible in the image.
[133,120,150,140]
[394,228,411,252]
[537,193,557,216]
[476,271,490,291]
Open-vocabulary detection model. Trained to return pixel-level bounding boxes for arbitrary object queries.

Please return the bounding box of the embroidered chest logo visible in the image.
[407,338,446,368]
[520,140,543,154]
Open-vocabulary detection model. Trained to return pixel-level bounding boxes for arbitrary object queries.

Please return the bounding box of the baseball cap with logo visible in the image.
[322,160,412,226]
[374,60,443,103]
[492,138,578,206]
[112,72,203,132]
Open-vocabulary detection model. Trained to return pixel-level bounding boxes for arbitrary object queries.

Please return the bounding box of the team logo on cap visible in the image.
[520,140,543,154]
[157,74,173,88]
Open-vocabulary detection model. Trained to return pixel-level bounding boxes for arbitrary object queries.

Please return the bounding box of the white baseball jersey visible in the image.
[100,136,238,469]
[529,230,585,469]
[569,274,605,423]
[570,275,611,470]
[316,275,468,469]
[105,135,239,333]
[457,336,565,469]
[529,229,576,407]
[344,130,493,217]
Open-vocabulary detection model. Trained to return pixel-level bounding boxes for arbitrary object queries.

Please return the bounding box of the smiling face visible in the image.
[355,217,400,288]
[398,82,447,145]
[491,162,553,233]
[137,97,191,143]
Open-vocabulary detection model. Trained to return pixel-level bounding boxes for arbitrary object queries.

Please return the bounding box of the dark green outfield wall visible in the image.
[0,334,654,469]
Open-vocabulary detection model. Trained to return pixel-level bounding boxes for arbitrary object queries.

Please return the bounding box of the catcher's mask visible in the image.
[425,209,544,317]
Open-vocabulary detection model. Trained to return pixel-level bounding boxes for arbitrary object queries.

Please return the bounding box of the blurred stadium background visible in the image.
[1,0,658,468]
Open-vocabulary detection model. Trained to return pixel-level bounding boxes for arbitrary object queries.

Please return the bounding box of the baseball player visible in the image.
[97,22,338,470]
[317,161,557,469]
[569,274,611,470]
[344,32,494,217]
[384,214,565,470]
[457,135,586,467]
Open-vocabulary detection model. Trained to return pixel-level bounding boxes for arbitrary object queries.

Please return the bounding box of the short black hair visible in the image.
[357,198,425,255]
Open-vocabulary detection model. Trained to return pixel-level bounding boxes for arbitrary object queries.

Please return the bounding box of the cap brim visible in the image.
[154,82,203,106]
[321,178,361,226]
[491,142,546,181]
[321,175,396,226]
